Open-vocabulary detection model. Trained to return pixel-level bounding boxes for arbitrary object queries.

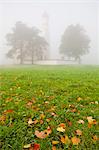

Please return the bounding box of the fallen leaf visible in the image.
[88,123,92,128]
[35,130,46,139]
[92,135,99,141]
[87,116,97,126]
[32,97,36,103]
[29,147,34,150]
[48,96,55,101]
[77,119,84,124]
[3,109,14,114]
[52,141,59,145]
[90,102,94,104]
[40,120,43,124]
[46,118,52,122]
[32,143,40,150]
[77,97,82,101]
[40,114,45,120]
[71,136,80,145]
[51,112,57,117]
[33,120,39,124]
[59,123,66,128]
[52,146,57,150]
[76,129,82,136]
[27,101,33,106]
[93,120,97,125]
[0,115,6,122]
[66,119,72,126]
[69,104,75,108]
[23,144,31,148]
[68,121,72,127]
[71,108,77,113]
[61,135,70,144]
[57,127,65,132]
[6,97,12,102]
[45,101,49,104]
[35,127,52,139]
[87,116,94,124]
[28,118,34,125]
[45,126,52,135]
[95,101,98,104]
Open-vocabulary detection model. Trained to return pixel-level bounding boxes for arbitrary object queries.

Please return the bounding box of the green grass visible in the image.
[0,65,99,150]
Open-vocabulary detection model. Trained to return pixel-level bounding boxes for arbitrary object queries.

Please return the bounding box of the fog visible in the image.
[0,0,99,65]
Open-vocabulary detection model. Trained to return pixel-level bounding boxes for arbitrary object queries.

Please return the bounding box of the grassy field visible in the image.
[0,65,99,150]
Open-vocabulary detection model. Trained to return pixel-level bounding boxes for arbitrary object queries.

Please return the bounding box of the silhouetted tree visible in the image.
[25,27,48,64]
[6,21,48,64]
[59,24,90,63]
[6,21,30,64]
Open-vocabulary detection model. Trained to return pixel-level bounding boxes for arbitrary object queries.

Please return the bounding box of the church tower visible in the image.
[42,11,50,59]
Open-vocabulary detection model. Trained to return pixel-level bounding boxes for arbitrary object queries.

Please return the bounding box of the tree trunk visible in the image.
[78,57,81,64]
[75,56,81,64]
[31,51,34,64]
[20,42,24,64]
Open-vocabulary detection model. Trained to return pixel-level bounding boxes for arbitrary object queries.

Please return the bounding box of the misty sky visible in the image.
[0,0,99,64]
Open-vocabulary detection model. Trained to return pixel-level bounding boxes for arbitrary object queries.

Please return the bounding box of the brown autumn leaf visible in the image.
[40,114,45,120]
[40,120,43,124]
[52,141,59,145]
[35,127,52,139]
[59,123,66,128]
[33,120,39,124]
[46,118,52,122]
[24,143,40,150]
[32,97,36,102]
[27,101,33,106]
[52,146,57,150]
[68,121,72,127]
[48,96,55,101]
[69,104,75,108]
[71,136,80,145]
[71,108,77,113]
[65,119,72,127]
[0,115,6,122]
[32,106,40,111]
[76,129,82,136]
[87,116,97,125]
[88,123,92,128]
[87,116,94,124]
[61,135,70,144]
[3,109,14,114]
[92,135,99,141]
[32,143,40,150]
[47,106,56,112]
[77,119,84,124]
[77,97,82,101]
[6,97,12,102]
[29,147,34,150]
[35,130,46,139]
[44,126,52,135]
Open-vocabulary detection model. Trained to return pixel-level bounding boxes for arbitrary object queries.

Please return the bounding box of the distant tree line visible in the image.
[6,22,90,64]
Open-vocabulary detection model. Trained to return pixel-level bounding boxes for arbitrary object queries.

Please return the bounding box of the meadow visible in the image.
[0,65,99,150]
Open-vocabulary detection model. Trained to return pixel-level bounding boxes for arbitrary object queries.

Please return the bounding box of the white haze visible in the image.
[0,0,99,64]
